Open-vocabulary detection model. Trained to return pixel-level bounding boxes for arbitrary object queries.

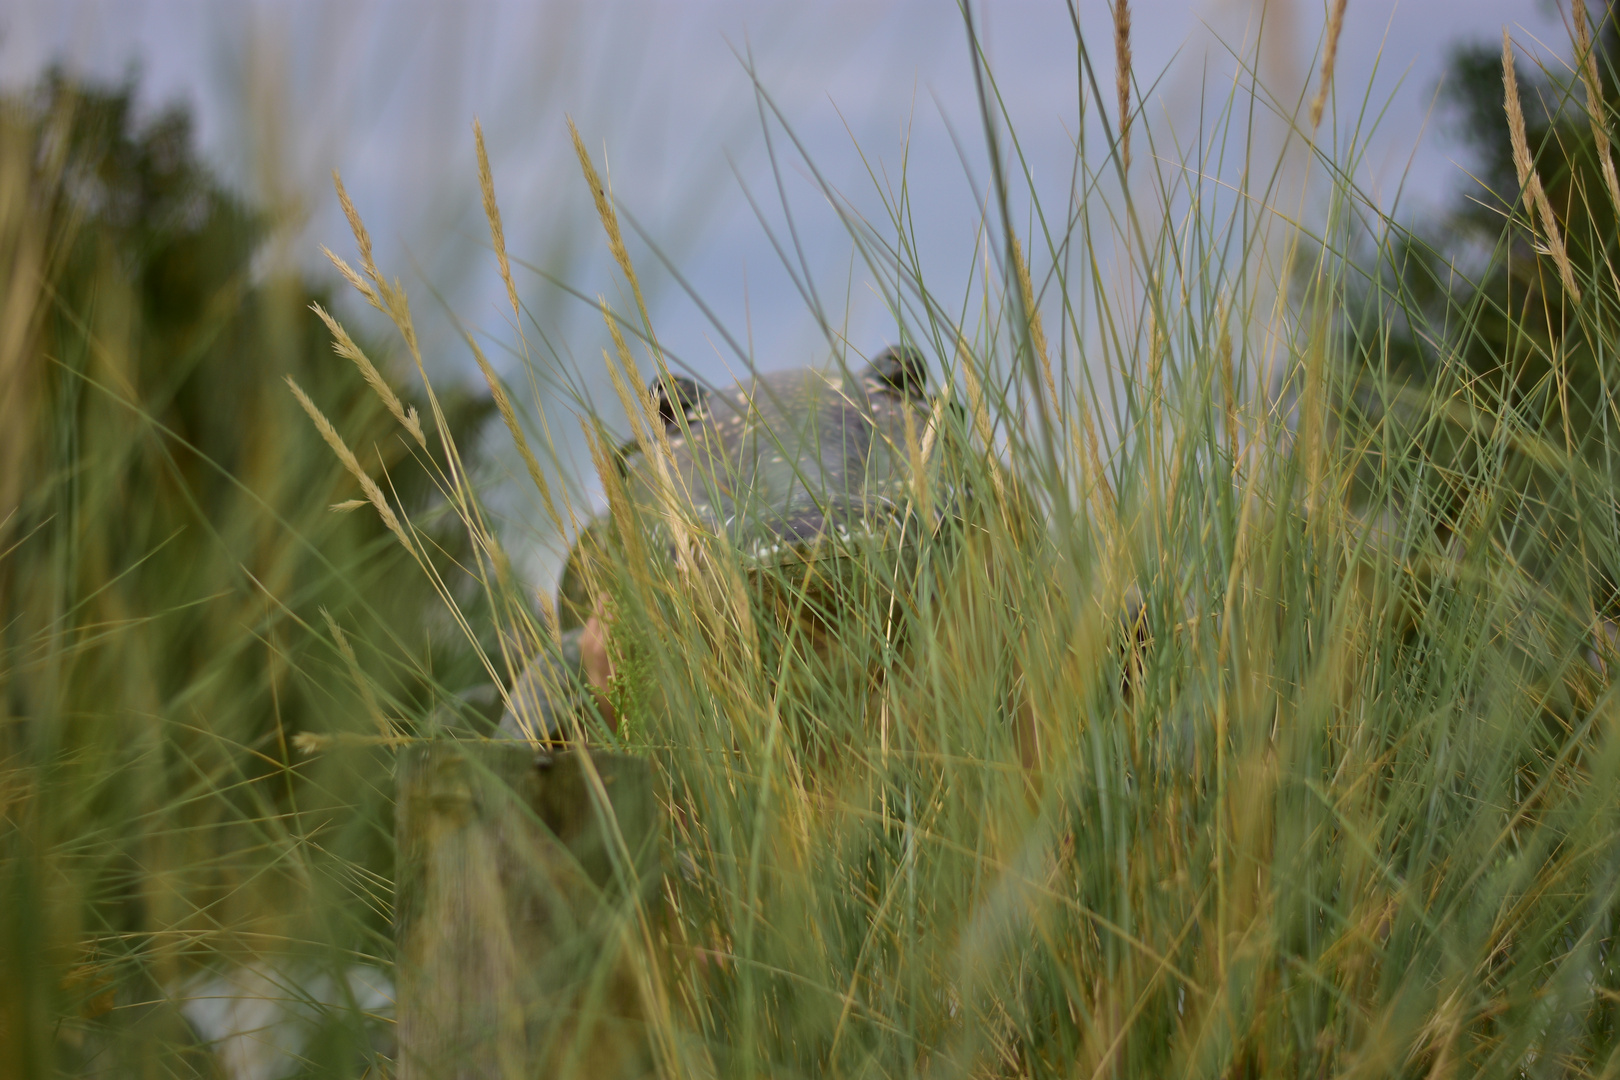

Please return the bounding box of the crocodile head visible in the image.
[558,345,953,634]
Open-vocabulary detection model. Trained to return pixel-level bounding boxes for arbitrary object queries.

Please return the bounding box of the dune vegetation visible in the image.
[10,3,1620,1076]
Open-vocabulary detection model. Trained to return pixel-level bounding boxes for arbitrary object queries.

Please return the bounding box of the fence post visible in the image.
[394,743,659,1080]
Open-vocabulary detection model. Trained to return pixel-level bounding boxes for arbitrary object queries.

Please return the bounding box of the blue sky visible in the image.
[0,0,1577,575]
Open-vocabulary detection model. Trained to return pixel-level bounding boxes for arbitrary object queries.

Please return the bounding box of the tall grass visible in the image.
[0,72,491,1077]
[13,3,1620,1077]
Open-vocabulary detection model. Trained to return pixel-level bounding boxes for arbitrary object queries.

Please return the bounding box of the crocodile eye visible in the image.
[865,345,927,397]
[651,374,706,428]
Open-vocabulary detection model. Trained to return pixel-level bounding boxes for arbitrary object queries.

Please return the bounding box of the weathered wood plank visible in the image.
[394,744,659,1080]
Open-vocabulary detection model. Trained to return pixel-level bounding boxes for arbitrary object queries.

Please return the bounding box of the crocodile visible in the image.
[496,344,951,742]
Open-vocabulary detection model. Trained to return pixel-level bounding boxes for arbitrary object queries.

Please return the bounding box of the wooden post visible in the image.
[394,744,660,1080]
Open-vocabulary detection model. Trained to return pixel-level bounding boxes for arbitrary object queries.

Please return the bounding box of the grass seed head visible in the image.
[1115,0,1133,176]
[1310,0,1348,131]
[1502,28,1582,301]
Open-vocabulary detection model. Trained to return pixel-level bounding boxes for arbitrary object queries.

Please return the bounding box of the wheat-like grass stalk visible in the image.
[320,168,580,737]
[470,120,574,546]
[319,171,384,325]
[1114,0,1133,176]
[1503,29,1582,302]
[579,417,651,611]
[322,174,512,639]
[598,337,693,574]
[1011,234,1058,407]
[310,302,426,448]
[327,172,463,475]
[1078,393,1114,516]
[1217,295,1240,467]
[958,334,1011,514]
[599,299,651,436]
[331,170,379,287]
[465,330,565,535]
[568,118,654,336]
[285,374,413,554]
[1310,0,1348,131]
[319,607,398,739]
[901,403,933,528]
[474,120,522,323]
[569,121,698,581]
[319,245,379,309]
[1574,0,1620,212]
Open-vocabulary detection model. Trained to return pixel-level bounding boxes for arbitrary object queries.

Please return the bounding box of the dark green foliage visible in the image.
[1333,5,1620,619]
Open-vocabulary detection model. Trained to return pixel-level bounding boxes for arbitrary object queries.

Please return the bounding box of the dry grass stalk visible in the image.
[1078,397,1115,517]
[465,331,565,535]
[571,119,693,559]
[581,417,649,588]
[1114,0,1133,175]
[568,118,653,334]
[285,375,414,554]
[599,305,693,569]
[320,608,398,739]
[291,732,416,755]
[331,169,380,292]
[1502,30,1583,302]
[1218,298,1240,467]
[959,340,997,456]
[325,143,586,722]
[535,589,563,648]
[322,165,542,715]
[470,124,577,538]
[958,336,1009,510]
[474,120,523,324]
[1011,235,1058,407]
[310,302,426,448]
[326,174,422,368]
[319,245,379,309]
[600,295,678,466]
[901,403,935,527]
[600,299,648,430]
[326,172,463,491]
[1310,0,1348,130]
[1574,0,1620,211]
[1147,314,1167,510]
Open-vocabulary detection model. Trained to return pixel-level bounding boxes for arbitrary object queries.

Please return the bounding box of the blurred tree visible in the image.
[0,69,490,1075]
[1418,11,1616,424]
[1334,4,1620,607]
